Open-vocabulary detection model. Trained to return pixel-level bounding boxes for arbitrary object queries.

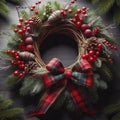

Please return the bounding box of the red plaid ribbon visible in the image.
[29,58,94,117]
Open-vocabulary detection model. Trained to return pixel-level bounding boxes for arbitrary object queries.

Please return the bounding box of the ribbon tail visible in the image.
[68,83,97,115]
[28,80,67,117]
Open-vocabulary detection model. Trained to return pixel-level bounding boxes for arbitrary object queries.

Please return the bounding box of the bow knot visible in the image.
[29,58,95,117]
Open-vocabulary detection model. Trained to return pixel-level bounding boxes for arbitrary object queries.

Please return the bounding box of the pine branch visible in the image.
[6,74,20,87]
[0,50,13,60]
[96,0,115,13]
[0,100,12,110]
[113,6,120,24]
[104,103,120,114]
[0,108,23,119]
[0,0,9,14]
[20,76,44,95]
[91,0,99,4]
[33,67,48,75]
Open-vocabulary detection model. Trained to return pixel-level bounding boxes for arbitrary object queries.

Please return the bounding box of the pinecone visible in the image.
[86,37,99,51]
[25,61,38,73]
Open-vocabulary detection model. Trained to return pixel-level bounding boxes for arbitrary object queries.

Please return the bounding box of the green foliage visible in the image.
[33,67,48,75]
[0,50,13,60]
[20,10,30,21]
[0,0,9,14]
[98,62,114,82]
[6,74,20,87]
[91,0,120,24]
[20,76,44,95]
[87,10,105,28]
[104,103,120,120]
[0,94,23,120]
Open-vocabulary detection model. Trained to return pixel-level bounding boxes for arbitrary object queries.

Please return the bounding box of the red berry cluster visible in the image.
[69,7,101,37]
[7,50,25,77]
[82,43,103,63]
[30,0,41,15]
[103,40,117,50]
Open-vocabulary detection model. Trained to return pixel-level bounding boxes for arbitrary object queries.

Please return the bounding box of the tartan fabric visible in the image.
[68,83,96,114]
[29,58,94,117]
[29,80,67,117]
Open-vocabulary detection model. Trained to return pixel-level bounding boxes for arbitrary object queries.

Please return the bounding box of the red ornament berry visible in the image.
[17,23,22,28]
[89,50,94,56]
[82,54,87,59]
[98,43,103,49]
[19,18,24,22]
[76,21,81,27]
[14,70,19,76]
[7,50,11,54]
[35,11,39,15]
[82,10,86,14]
[24,21,29,25]
[25,37,33,44]
[29,20,33,25]
[30,7,34,11]
[84,29,92,37]
[26,27,30,31]
[38,0,41,4]
[14,28,18,33]
[96,51,100,56]
[18,30,23,34]
[82,6,87,11]
[80,24,89,31]
[93,27,100,35]
[15,55,20,60]
[74,14,79,19]
[19,72,25,77]
[71,0,75,4]
[89,57,94,62]
[79,17,83,23]
[32,5,35,9]
[72,18,77,23]
[60,10,65,15]
[108,58,113,63]
[68,9,72,13]
[26,45,34,52]
[77,9,81,14]
[19,64,25,69]
[11,60,16,65]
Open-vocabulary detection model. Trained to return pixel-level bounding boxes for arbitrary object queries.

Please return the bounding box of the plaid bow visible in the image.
[29,58,95,117]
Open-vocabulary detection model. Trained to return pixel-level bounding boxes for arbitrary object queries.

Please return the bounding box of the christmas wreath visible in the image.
[0,0,118,118]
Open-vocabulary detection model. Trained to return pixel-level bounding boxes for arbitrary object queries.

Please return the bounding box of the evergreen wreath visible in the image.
[0,0,118,118]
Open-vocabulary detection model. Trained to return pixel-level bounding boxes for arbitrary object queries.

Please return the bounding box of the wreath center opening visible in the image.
[40,33,78,67]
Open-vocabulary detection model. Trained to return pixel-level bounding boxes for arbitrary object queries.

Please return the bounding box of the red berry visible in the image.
[77,9,81,14]
[29,20,33,25]
[71,0,75,3]
[96,51,100,56]
[35,11,39,15]
[14,70,19,76]
[108,58,113,63]
[25,37,33,44]
[18,30,23,34]
[11,50,16,55]
[82,54,87,59]
[76,21,81,27]
[30,7,34,11]
[32,5,35,9]
[24,21,29,25]
[11,60,16,65]
[38,0,41,4]
[15,55,20,60]
[80,24,89,31]
[89,50,94,56]
[82,10,86,14]
[98,43,103,49]
[68,9,72,13]
[89,57,94,62]
[114,46,117,50]
[19,64,25,69]
[74,14,79,19]
[17,23,22,28]
[14,28,18,33]
[19,72,25,77]
[72,18,77,23]
[60,10,64,15]
[103,39,107,44]
[93,27,100,35]
[19,18,24,22]
[82,6,87,11]
[29,18,33,21]
[26,45,34,52]
[84,29,92,37]
[7,50,11,54]
[79,17,83,23]
[26,27,30,31]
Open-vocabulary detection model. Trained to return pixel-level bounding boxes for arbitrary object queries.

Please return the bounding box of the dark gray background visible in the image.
[0,0,120,120]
